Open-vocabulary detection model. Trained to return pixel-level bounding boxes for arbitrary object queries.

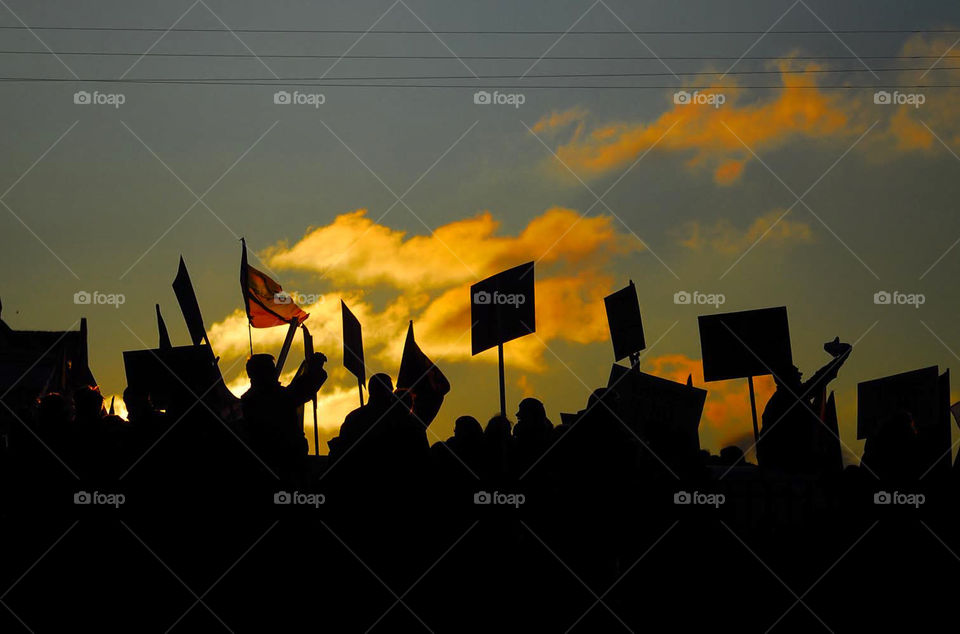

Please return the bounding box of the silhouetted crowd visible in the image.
[2,347,959,631]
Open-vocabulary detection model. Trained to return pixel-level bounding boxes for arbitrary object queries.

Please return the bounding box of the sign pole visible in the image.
[358,377,365,407]
[498,342,506,417]
[274,319,298,378]
[747,375,760,445]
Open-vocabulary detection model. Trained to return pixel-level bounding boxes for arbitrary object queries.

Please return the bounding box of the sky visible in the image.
[3,0,960,459]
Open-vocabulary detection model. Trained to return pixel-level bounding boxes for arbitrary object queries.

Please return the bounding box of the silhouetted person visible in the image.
[513,398,554,474]
[484,414,514,482]
[862,409,922,480]
[241,352,328,482]
[759,337,852,474]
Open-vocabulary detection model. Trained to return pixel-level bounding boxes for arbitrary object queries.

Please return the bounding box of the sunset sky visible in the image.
[3,0,960,458]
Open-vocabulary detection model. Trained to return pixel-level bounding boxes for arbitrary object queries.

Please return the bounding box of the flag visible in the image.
[341,300,365,384]
[397,321,450,426]
[156,304,172,350]
[240,238,308,328]
[172,256,208,346]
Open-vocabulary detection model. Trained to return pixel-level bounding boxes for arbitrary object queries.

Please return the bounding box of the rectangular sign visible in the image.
[698,307,792,382]
[470,262,536,355]
[857,366,939,439]
[604,281,645,361]
[341,300,365,385]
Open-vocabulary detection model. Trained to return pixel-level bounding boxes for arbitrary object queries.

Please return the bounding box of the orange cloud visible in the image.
[680,209,813,254]
[534,61,855,184]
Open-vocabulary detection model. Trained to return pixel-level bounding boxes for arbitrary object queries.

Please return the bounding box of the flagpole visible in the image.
[275,319,298,378]
[358,377,364,406]
[248,322,253,357]
[498,342,506,418]
[748,375,760,446]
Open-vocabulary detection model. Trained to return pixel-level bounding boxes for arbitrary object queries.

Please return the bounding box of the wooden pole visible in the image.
[498,342,506,417]
[748,375,760,445]
[358,376,365,406]
[247,322,253,357]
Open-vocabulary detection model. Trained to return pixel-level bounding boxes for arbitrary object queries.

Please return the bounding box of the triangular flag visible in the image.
[156,304,172,350]
[108,395,115,416]
[397,321,450,426]
[172,256,209,347]
[686,374,693,387]
[241,238,308,328]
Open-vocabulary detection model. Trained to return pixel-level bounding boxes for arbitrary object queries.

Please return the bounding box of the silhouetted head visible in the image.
[36,392,70,428]
[246,354,277,387]
[774,365,802,389]
[73,385,104,421]
[485,414,512,440]
[516,398,546,426]
[454,415,483,441]
[586,388,618,412]
[122,386,153,422]
[719,445,744,464]
[368,373,394,404]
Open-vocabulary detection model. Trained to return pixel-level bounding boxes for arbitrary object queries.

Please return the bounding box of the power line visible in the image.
[1,78,957,88]
[0,67,955,82]
[0,26,958,35]
[1,50,960,61]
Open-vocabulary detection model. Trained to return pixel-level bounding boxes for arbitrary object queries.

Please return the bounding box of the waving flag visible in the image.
[397,320,450,426]
[240,238,308,328]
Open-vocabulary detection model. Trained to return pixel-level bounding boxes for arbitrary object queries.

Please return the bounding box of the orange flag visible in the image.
[240,238,308,328]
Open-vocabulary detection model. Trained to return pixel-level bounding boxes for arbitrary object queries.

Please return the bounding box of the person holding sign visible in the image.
[759,337,852,473]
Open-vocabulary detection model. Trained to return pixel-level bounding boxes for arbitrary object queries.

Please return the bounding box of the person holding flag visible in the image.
[240,238,309,360]
[396,320,450,428]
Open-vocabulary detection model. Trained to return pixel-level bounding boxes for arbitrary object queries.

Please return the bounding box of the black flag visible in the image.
[156,304,172,350]
[172,256,209,347]
[341,300,365,385]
